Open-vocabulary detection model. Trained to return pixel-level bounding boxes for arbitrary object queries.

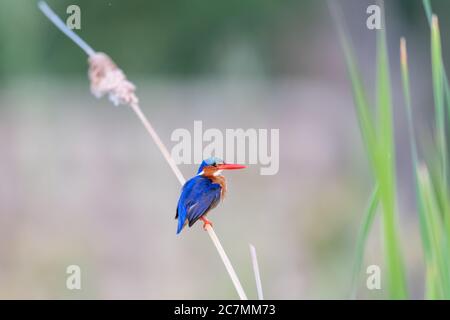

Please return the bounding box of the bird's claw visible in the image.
[200,217,213,230]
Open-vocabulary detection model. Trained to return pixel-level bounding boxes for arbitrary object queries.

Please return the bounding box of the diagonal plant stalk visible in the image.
[249,244,264,300]
[38,1,248,300]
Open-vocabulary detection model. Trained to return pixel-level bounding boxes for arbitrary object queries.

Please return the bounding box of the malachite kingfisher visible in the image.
[175,157,246,234]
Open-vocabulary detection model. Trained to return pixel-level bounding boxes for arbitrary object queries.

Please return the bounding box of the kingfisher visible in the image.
[176,157,246,234]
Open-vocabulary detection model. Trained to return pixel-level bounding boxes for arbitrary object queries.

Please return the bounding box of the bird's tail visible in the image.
[176,205,187,234]
[176,219,184,234]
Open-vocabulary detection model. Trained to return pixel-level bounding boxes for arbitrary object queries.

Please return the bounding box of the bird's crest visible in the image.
[197,156,224,174]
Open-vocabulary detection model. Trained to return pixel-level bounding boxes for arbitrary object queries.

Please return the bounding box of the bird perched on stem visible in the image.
[176,157,246,234]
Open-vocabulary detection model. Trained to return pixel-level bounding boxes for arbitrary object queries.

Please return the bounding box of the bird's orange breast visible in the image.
[204,173,226,199]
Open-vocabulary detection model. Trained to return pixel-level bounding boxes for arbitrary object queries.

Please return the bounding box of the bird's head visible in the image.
[197,157,246,176]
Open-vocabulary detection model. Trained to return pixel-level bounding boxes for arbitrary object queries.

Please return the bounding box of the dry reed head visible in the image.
[88,52,139,107]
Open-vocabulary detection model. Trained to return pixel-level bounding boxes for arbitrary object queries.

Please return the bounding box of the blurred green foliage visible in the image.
[0,0,318,79]
[2,0,450,81]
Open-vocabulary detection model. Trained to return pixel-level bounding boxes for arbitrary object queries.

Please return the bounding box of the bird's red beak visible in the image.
[217,163,247,170]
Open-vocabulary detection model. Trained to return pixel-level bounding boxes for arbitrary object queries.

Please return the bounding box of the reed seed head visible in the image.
[88,52,139,107]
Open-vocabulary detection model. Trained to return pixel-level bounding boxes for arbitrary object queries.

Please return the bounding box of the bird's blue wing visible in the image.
[186,183,221,227]
[176,176,221,234]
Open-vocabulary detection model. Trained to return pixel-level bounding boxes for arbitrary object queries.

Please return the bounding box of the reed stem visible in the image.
[249,244,264,300]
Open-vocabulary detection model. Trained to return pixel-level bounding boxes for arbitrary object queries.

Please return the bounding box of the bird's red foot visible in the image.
[200,217,213,230]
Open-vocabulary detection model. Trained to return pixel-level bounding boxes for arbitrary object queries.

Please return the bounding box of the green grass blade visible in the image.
[330,0,407,298]
[328,1,377,166]
[430,16,450,263]
[424,0,450,152]
[350,185,379,299]
[423,0,432,25]
[400,38,432,258]
[422,2,450,299]
[424,0,450,128]
[430,15,447,189]
[417,166,450,298]
[423,0,450,215]
[374,1,407,298]
[400,38,448,298]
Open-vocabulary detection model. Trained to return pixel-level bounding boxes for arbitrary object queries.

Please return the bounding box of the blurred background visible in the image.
[0,0,449,299]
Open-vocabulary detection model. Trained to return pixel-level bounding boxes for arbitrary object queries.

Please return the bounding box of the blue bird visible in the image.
[175,157,246,234]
